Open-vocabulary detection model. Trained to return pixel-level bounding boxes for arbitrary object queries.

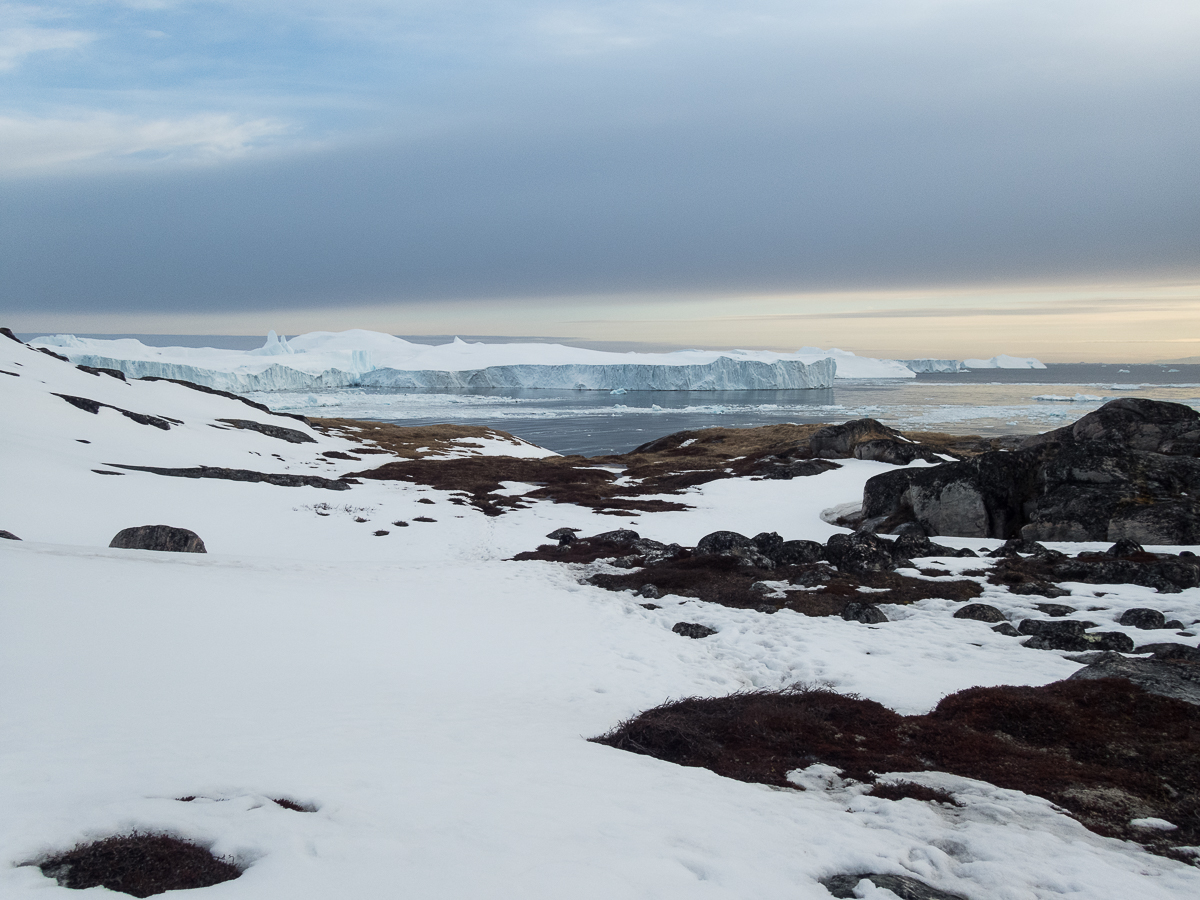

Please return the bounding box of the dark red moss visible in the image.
[593,680,1200,857]
[38,833,242,897]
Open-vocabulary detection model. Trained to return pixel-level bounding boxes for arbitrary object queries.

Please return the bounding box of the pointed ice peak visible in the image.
[249,329,296,356]
[452,336,466,345]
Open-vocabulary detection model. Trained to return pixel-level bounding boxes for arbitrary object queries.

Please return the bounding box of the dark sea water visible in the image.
[252,363,1200,457]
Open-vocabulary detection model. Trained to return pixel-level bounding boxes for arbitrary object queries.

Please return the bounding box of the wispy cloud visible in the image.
[0,20,93,71]
[0,112,290,172]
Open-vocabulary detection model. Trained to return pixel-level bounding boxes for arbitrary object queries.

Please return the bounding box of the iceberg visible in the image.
[36,331,840,392]
[901,359,969,374]
[963,354,1046,369]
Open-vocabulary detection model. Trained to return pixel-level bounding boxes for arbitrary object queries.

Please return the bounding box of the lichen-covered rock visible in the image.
[1119,608,1168,630]
[953,604,1007,623]
[672,622,717,639]
[842,602,888,624]
[108,525,206,553]
[1068,651,1200,706]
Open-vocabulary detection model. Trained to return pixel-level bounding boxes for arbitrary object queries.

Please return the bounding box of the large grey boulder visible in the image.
[109,525,207,553]
[1068,652,1200,706]
[860,399,1200,543]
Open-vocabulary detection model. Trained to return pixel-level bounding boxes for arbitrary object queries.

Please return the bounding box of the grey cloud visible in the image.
[2,1,1198,315]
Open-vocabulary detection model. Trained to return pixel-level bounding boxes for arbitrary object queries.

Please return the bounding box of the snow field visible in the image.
[2,335,1199,898]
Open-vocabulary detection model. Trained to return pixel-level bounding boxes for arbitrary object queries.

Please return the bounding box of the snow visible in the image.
[2,335,1200,899]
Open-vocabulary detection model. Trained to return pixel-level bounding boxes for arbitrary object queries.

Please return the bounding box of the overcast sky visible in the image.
[2,1,1198,360]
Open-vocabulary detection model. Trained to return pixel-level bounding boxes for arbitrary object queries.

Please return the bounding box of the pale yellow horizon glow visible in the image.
[9,278,1200,363]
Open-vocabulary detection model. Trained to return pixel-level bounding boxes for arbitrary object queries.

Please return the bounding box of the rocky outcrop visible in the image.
[109,525,207,553]
[0,530,21,540]
[821,873,966,900]
[214,418,315,444]
[861,399,1200,543]
[810,419,941,464]
[1068,652,1200,706]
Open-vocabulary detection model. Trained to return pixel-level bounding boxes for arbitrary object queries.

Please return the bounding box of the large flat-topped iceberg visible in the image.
[33,330,910,392]
[963,354,1046,369]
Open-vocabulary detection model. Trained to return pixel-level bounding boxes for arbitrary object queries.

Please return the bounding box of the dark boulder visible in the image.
[672,622,717,639]
[591,529,641,545]
[0,529,20,541]
[810,419,939,464]
[861,447,1046,538]
[755,458,842,480]
[841,602,888,624]
[1107,538,1146,557]
[546,527,580,545]
[1134,642,1200,662]
[109,525,207,553]
[695,531,775,569]
[992,623,1021,636]
[953,604,1007,624]
[860,399,1200,544]
[1034,603,1076,617]
[820,873,966,900]
[1018,619,1091,652]
[1068,651,1200,706]
[1119,608,1168,630]
[768,539,825,566]
[825,532,902,576]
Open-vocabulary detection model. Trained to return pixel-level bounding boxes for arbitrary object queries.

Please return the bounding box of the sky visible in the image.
[2,1,1199,361]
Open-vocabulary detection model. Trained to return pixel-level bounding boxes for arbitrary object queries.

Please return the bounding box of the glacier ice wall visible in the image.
[901,359,969,373]
[69,353,836,392]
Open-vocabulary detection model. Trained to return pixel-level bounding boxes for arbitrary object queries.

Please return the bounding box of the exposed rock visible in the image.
[1019,619,1134,652]
[1034,603,1077,617]
[53,393,177,430]
[694,530,775,569]
[893,533,977,559]
[0,326,23,343]
[810,419,940,465]
[826,532,904,576]
[672,622,717,639]
[1019,618,1091,651]
[0,529,21,540]
[953,604,1007,623]
[138,375,309,422]
[842,602,888,624]
[992,623,1021,636]
[1119,608,1168,630]
[754,458,842,479]
[1069,652,1200,706]
[107,463,356,491]
[861,399,1200,543]
[76,364,126,381]
[637,584,662,600]
[1135,642,1200,662]
[214,418,315,443]
[1107,538,1146,557]
[546,527,580,545]
[109,525,207,553]
[820,873,967,900]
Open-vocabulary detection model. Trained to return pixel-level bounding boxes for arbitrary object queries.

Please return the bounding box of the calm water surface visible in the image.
[252,364,1200,456]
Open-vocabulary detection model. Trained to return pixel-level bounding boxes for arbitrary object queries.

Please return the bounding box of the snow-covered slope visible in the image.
[2,334,1197,900]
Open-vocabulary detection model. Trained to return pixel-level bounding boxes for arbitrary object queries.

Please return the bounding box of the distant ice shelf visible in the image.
[31,331,1043,391]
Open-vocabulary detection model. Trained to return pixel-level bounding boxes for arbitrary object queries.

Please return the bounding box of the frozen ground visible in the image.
[2,335,1198,898]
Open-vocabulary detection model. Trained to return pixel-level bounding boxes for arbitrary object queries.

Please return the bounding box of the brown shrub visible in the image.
[38,833,241,897]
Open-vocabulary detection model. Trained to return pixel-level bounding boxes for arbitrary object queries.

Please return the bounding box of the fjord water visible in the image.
[254,363,1200,457]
